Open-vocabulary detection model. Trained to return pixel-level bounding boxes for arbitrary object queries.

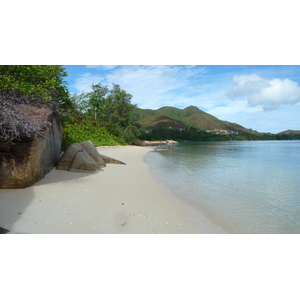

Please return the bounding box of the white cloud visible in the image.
[228,74,271,98]
[86,65,118,70]
[72,73,104,93]
[103,65,207,108]
[228,74,300,110]
[207,100,262,119]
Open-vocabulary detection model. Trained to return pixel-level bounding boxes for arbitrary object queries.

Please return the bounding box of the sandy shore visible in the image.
[0,145,225,233]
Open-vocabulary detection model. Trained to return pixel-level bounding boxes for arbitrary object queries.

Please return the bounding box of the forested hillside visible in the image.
[133,105,258,134]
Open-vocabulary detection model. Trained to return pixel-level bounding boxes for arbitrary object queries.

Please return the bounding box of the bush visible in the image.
[62,120,126,150]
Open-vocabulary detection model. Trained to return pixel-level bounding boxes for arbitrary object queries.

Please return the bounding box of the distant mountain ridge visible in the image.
[277,129,300,135]
[133,105,258,134]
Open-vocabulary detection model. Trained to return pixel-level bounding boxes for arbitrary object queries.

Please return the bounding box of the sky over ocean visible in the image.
[64,65,300,134]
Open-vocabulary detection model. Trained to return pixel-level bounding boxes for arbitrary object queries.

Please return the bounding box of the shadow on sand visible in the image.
[0,168,98,233]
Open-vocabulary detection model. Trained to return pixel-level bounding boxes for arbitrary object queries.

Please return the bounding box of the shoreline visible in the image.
[0,145,225,233]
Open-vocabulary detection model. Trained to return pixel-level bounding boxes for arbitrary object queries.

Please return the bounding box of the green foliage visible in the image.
[139,127,266,142]
[65,82,140,146]
[132,106,203,122]
[60,92,87,124]
[85,83,109,120]
[83,83,135,128]
[106,83,135,128]
[276,133,300,140]
[62,120,126,150]
[140,126,300,142]
[140,127,202,141]
[123,124,141,144]
[0,65,70,105]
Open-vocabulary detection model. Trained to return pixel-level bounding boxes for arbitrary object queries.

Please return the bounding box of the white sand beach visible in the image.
[0,145,225,233]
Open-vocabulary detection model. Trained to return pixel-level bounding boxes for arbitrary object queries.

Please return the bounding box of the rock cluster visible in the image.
[135,140,178,146]
[56,141,125,173]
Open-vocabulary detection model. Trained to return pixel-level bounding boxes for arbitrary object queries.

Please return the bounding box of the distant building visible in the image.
[206,129,238,135]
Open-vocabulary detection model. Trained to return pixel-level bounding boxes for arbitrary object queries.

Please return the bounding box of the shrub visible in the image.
[62,120,126,150]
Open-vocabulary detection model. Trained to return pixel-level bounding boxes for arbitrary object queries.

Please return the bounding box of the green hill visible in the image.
[277,129,300,135]
[133,105,257,134]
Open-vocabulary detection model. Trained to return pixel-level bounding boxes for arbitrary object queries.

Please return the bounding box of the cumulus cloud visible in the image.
[228,74,300,110]
[104,65,207,108]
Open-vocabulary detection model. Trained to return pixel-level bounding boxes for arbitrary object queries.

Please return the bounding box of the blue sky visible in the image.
[64,65,300,134]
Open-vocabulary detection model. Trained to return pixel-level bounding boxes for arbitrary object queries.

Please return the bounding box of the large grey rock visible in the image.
[0,103,62,189]
[69,148,101,173]
[57,143,101,173]
[99,154,126,165]
[56,143,83,171]
[56,141,125,173]
[80,141,106,167]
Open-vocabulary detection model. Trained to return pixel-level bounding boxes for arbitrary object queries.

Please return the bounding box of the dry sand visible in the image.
[0,145,225,234]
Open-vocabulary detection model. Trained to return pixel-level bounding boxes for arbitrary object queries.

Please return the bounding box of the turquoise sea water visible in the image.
[144,141,300,233]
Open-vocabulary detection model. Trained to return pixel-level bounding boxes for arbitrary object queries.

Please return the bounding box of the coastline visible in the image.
[0,145,225,233]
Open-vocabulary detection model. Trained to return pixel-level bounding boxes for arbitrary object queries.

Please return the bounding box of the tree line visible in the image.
[139,127,263,142]
[139,127,300,142]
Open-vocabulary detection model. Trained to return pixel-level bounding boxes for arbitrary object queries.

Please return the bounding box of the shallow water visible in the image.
[145,141,300,233]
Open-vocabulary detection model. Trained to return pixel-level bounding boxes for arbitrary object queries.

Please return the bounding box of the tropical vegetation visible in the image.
[62,82,139,148]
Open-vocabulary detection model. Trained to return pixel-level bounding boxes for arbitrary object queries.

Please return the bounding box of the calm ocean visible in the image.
[144,140,300,234]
